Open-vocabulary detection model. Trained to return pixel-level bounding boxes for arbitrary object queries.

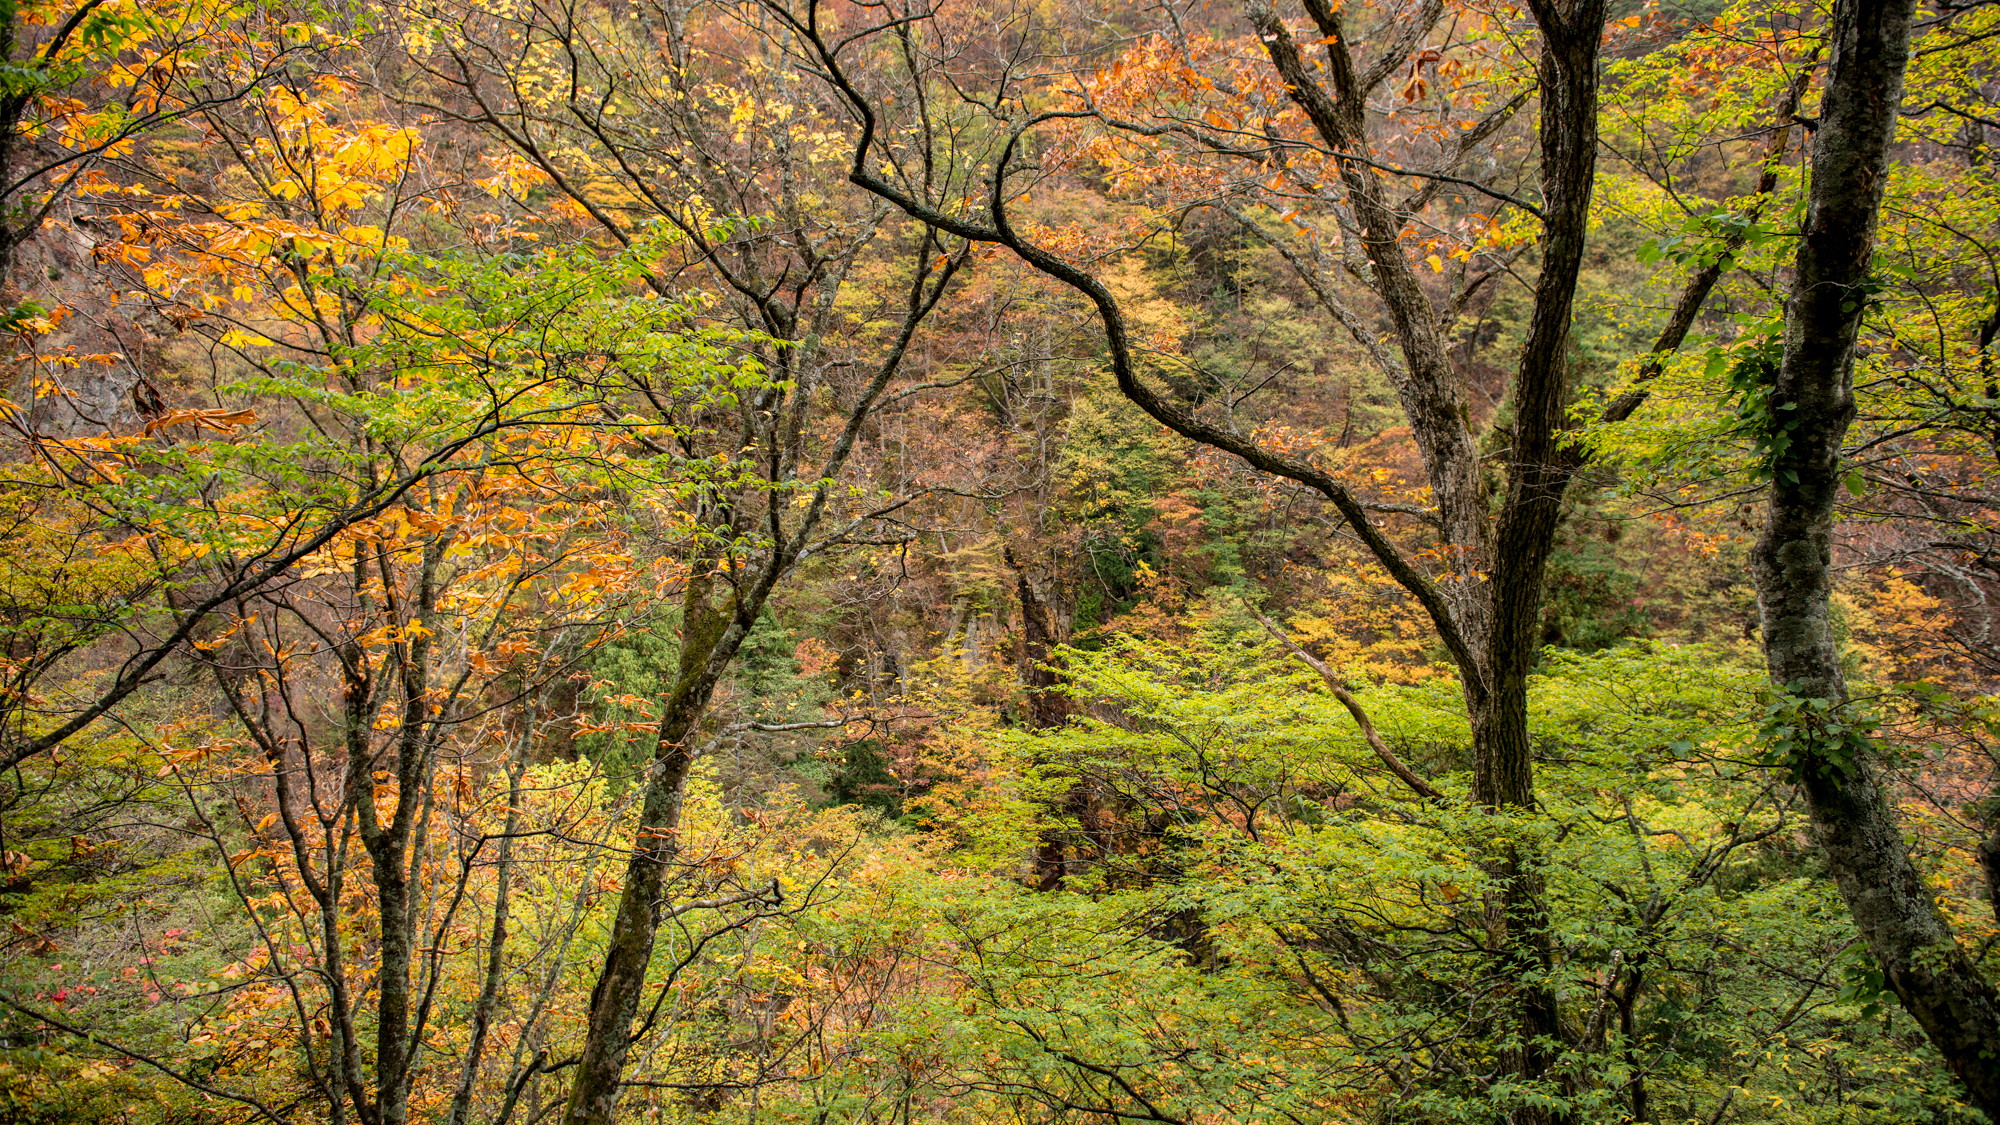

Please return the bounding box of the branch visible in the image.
[659,880,783,922]
[1251,610,1444,801]
[774,0,1487,699]
[1594,55,1819,433]
[0,995,294,1125]
[0,436,504,773]
[1357,0,1447,96]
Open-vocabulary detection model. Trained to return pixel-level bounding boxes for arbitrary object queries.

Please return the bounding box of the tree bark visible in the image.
[560,571,755,1125]
[445,745,527,1125]
[1009,546,1085,890]
[1750,0,2000,1114]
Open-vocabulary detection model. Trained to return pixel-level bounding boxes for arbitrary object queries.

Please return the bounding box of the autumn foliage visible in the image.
[0,0,1998,1122]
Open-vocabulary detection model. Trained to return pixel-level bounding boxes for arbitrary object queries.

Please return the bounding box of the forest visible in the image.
[1,0,1998,1120]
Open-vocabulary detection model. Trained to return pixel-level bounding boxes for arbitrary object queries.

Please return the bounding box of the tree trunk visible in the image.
[1467,5,1604,1117]
[1750,0,2000,1114]
[446,744,527,1125]
[561,571,762,1125]
[795,0,1602,1114]
[1009,547,1084,890]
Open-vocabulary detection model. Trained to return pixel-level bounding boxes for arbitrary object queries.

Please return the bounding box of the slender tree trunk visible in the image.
[359,541,441,1125]
[1010,547,1082,890]
[0,5,21,305]
[1750,0,2000,1114]
[1617,965,1650,1124]
[561,570,764,1125]
[446,745,527,1125]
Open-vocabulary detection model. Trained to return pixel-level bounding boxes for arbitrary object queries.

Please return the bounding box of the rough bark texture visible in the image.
[561,574,754,1125]
[1009,548,1071,733]
[1009,547,1086,890]
[1750,0,2000,1113]
[1471,8,1603,1116]
[1248,0,1492,635]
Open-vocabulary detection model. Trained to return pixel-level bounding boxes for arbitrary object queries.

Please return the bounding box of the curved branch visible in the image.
[773,7,1489,694]
[0,995,293,1125]
[1252,609,1445,801]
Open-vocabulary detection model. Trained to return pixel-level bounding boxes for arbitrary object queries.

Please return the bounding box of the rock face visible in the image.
[8,210,163,439]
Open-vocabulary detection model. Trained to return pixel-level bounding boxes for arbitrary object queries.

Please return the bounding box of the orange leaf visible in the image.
[143,408,259,436]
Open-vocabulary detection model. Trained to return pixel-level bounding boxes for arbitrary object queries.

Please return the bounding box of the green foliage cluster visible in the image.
[725,633,1976,1124]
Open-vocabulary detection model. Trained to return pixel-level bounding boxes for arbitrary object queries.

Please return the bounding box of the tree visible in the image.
[1747,0,2000,1111]
[768,0,1760,1113]
[765,627,1971,1123]
[387,4,1010,1114]
[0,0,323,320]
[1,75,841,1122]
[4,0,1999,1119]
